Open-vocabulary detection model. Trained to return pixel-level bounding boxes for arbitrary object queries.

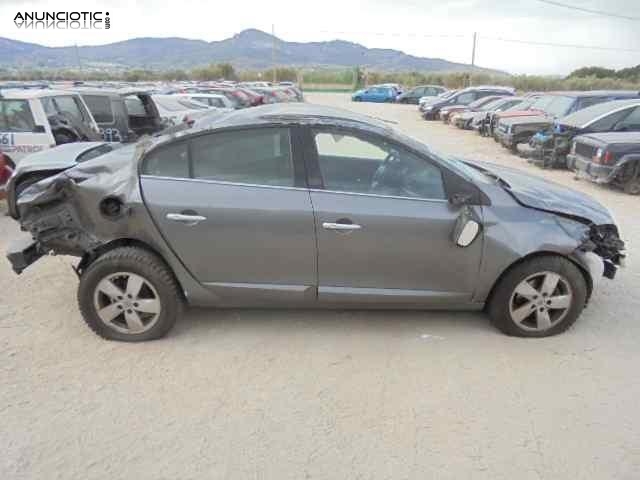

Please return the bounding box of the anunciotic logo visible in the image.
[14,12,111,29]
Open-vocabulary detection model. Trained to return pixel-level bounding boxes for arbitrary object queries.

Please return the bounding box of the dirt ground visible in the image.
[1,93,639,479]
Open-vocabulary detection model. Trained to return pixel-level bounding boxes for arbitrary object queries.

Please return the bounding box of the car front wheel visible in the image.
[488,256,588,337]
[78,247,182,341]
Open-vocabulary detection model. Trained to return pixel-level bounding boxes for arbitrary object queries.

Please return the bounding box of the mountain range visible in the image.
[0,29,506,75]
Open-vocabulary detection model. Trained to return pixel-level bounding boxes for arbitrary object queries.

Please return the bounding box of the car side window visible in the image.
[589,109,632,132]
[51,95,87,123]
[82,95,114,124]
[142,142,190,178]
[190,128,294,186]
[125,96,148,116]
[576,97,604,110]
[614,107,640,131]
[313,130,446,200]
[0,99,36,132]
[456,92,475,105]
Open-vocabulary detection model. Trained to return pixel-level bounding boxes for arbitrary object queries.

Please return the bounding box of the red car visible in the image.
[0,153,14,201]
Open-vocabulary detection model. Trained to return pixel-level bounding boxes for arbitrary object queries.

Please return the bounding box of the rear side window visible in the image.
[0,99,36,132]
[589,109,632,131]
[455,92,475,105]
[83,95,114,123]
[142,142,189,178]
[125,96,147,116]
[190,128,293,186]
[576,97,606,110]
[615,107,640,131]
[51,95,87,122]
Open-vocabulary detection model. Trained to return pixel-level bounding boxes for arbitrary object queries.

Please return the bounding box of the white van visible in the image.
[0,89,101,168]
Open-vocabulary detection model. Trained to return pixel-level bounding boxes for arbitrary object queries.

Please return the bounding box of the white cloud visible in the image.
[0,0,638,74]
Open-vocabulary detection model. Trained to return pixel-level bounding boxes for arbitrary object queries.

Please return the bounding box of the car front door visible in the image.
[306,127,483,306]
[140,126,317,305]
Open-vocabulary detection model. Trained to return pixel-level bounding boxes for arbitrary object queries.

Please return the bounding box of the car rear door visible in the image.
[140,126,317,305]
[305,126,483,306]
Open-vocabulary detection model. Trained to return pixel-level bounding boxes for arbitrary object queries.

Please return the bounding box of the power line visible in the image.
[480,34,640,53]
[316,28,639,54]
[532,0,640,21]
[318,30,467,39]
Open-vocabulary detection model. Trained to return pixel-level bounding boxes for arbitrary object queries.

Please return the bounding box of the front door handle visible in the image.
[322,222,362,231]
[166,213,207,225]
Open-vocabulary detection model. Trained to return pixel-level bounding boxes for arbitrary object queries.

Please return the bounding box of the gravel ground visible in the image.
[1,93,639,480]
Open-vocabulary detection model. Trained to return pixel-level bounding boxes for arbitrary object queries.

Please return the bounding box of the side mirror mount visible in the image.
[450,192,472,206]
[452,206,482,247]
[32,125,46,133]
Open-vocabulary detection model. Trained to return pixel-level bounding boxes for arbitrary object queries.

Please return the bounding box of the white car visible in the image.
[174,93,235,110]
[151,94,217,126]
[0,89,101,168]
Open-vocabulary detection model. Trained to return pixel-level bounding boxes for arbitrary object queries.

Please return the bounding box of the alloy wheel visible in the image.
[93,272,162,334]
[508,271,573,332]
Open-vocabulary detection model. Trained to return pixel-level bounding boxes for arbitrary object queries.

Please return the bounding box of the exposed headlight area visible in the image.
[556,216,625,279]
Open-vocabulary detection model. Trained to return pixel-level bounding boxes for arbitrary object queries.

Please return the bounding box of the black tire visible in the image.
[488,255,588,337]
[78,247,182,341]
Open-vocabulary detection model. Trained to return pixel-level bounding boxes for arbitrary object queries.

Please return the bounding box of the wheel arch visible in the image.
[483,251,593,310]
[79,238,187,301]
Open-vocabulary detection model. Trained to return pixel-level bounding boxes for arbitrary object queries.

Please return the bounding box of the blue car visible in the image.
[352,86,397,103]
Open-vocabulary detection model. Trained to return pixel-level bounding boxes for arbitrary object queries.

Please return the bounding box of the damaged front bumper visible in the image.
[7,234,43,274]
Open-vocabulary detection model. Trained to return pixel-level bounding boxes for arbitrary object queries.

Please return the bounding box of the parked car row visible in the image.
[432,88,640,194]
[0,81,303,194]
[352,84,446,103]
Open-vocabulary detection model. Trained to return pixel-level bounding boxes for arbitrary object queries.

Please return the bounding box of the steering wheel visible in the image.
[370,151,409,195]
[370,151,396,191]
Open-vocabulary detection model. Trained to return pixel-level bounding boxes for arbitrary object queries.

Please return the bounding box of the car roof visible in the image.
[545,90,640,98]
[0,88,81,99]
[560,99,640,127]
[177,93,226,99]
[196,103,393,130]
[62,87,124,97]
[579,131,640,144]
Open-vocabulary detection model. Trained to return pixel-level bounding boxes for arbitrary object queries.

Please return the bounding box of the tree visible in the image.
[567,66,616,79]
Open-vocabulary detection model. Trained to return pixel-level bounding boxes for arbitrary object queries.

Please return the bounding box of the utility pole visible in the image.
[470,32,477,87]
[272,24,277,84]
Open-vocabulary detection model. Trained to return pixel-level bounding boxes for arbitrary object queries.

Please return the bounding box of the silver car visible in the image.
[5,104,625,341]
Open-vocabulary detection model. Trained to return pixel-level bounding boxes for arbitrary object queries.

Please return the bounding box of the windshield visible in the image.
[529,95,555,111]
[544,95,575,117]
[479,98,507,110]
[507,98,532,110]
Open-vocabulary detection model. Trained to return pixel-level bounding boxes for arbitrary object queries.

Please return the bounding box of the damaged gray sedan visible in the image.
[5,104,625,341]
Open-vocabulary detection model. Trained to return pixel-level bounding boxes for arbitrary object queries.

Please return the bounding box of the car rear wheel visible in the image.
[488,256,587,337]
[78,247,182,341]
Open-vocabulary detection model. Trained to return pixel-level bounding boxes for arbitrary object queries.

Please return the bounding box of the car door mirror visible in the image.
[32,125,46,133]
[452,206,481,247]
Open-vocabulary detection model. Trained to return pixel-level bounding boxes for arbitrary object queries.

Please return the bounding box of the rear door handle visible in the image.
[322,222,362,231]
[166,213,207,224]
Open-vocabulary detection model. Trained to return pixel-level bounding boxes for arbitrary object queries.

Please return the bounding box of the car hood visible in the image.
[501,115,551,127]
[14,142,110,175]
[420,98,445,108]
[497,109,544,119]
[467,160,614,225]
